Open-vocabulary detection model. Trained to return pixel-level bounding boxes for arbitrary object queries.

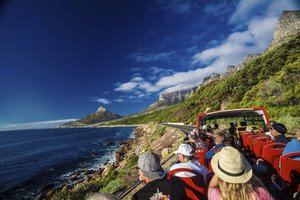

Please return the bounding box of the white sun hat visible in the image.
[211,146,252,183]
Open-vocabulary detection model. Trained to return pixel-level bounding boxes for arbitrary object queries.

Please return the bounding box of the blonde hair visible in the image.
[218,175,264,200]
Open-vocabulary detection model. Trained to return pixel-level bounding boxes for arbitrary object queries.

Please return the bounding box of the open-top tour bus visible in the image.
[196,107,270,138]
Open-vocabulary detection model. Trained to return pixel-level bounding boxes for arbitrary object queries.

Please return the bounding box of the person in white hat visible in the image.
[170,143,209,180]
[208,146,274,200]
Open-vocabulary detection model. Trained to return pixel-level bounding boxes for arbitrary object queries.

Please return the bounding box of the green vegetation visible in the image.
[112,34,300,131]
[51,179,102,200]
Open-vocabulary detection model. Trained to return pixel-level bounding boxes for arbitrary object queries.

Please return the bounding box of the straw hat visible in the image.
[211,146,252,183]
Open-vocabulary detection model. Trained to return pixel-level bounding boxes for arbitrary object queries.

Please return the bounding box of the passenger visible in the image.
[86,192,120,200]
[188,130,207,149]
[170,144,209,181]
[282,129,300,160]
[208,146,274,200]
[205,129,226,160]
[253,123,290,178]
[132,152,185,200]
[228,122,236,136]
[214,123,219,130]
[269,122,289,144]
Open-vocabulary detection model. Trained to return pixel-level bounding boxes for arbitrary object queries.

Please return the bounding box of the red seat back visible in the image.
[167,168,207,200]
[247,135,260,152]
[262,143,286,173]
[253,137,274,158]
[241,132,251,149]
[280,152,300,191]
[195,147,208,158]
[194,155,206,166]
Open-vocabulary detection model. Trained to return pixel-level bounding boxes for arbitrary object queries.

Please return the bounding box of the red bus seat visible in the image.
[262,143,286,174]
[194,155,206,166]
[195,147,208,158]
[241,132,251,150]
[280,152,300,192]
[253,137,274,158]
[247,135,260,152]
[167,168,207,200]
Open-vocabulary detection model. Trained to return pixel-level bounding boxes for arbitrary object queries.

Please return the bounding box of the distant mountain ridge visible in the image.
[61,106,121,127]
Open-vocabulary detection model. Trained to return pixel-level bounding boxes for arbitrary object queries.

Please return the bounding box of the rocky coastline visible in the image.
[36,123,185,200]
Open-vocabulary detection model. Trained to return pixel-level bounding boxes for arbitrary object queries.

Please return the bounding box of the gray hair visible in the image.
[86,192,120,200]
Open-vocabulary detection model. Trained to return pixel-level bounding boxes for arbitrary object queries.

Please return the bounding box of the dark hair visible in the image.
[199,133,208,141]
[214,123,219,129]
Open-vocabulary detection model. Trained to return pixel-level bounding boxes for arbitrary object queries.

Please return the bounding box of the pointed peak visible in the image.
[96,106,106,113]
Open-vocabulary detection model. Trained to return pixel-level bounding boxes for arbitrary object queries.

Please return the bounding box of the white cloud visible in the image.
[113,0,299,97]
[229,0,268,24]
[96,98,111,104]
[115,82,138,92]
[114,99,124,103]
[266,0,300,17]
[0,119,77,131]
[115,76,160,93]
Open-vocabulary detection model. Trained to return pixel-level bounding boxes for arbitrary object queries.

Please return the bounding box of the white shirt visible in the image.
[170,160,209,184]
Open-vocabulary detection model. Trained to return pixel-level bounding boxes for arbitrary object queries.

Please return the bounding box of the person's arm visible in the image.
[209,174,219,188]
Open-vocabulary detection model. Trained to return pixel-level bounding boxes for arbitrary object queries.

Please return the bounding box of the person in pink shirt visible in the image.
[208,146,274,200]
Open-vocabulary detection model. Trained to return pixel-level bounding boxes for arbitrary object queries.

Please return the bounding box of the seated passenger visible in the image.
[170,144,209,179]
[269,122,289,144]
[282,130,300,160]
[133,152,185,200]
[188,130,207,149]
[214,123,219,130]
[205,129,226,160]
[208,146,274,200]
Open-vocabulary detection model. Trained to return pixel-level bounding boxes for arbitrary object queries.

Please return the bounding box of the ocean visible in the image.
[0,127,136,199]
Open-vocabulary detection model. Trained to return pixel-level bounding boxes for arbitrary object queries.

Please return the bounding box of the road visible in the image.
[162,123,196,135]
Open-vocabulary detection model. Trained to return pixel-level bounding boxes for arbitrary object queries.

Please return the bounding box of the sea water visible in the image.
[0,127,136,199]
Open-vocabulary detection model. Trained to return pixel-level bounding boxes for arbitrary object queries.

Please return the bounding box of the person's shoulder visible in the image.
[207,187,221,200]
[255,187,275,200]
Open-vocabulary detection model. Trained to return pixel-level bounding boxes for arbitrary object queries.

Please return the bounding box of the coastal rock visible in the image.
[102,164,114,176]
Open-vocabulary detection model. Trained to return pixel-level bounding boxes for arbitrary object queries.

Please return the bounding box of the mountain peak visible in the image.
[96,106,106,113]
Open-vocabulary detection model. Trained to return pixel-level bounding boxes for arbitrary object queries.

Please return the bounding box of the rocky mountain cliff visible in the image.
[147,86,197,111]
[267,10,300,52]
[61,106,121,127]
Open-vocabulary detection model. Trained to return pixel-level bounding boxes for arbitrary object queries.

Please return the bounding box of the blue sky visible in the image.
[0,0,299,130]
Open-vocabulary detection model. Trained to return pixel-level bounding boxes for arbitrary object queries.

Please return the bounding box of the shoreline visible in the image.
[0,127,137,200]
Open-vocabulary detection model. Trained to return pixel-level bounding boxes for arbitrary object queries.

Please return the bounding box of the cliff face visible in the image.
[202,73,221,85]
[147,86,197,111]
[267,10,300,52]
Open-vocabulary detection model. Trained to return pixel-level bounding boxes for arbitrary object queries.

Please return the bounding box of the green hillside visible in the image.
[111,34,300,130]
